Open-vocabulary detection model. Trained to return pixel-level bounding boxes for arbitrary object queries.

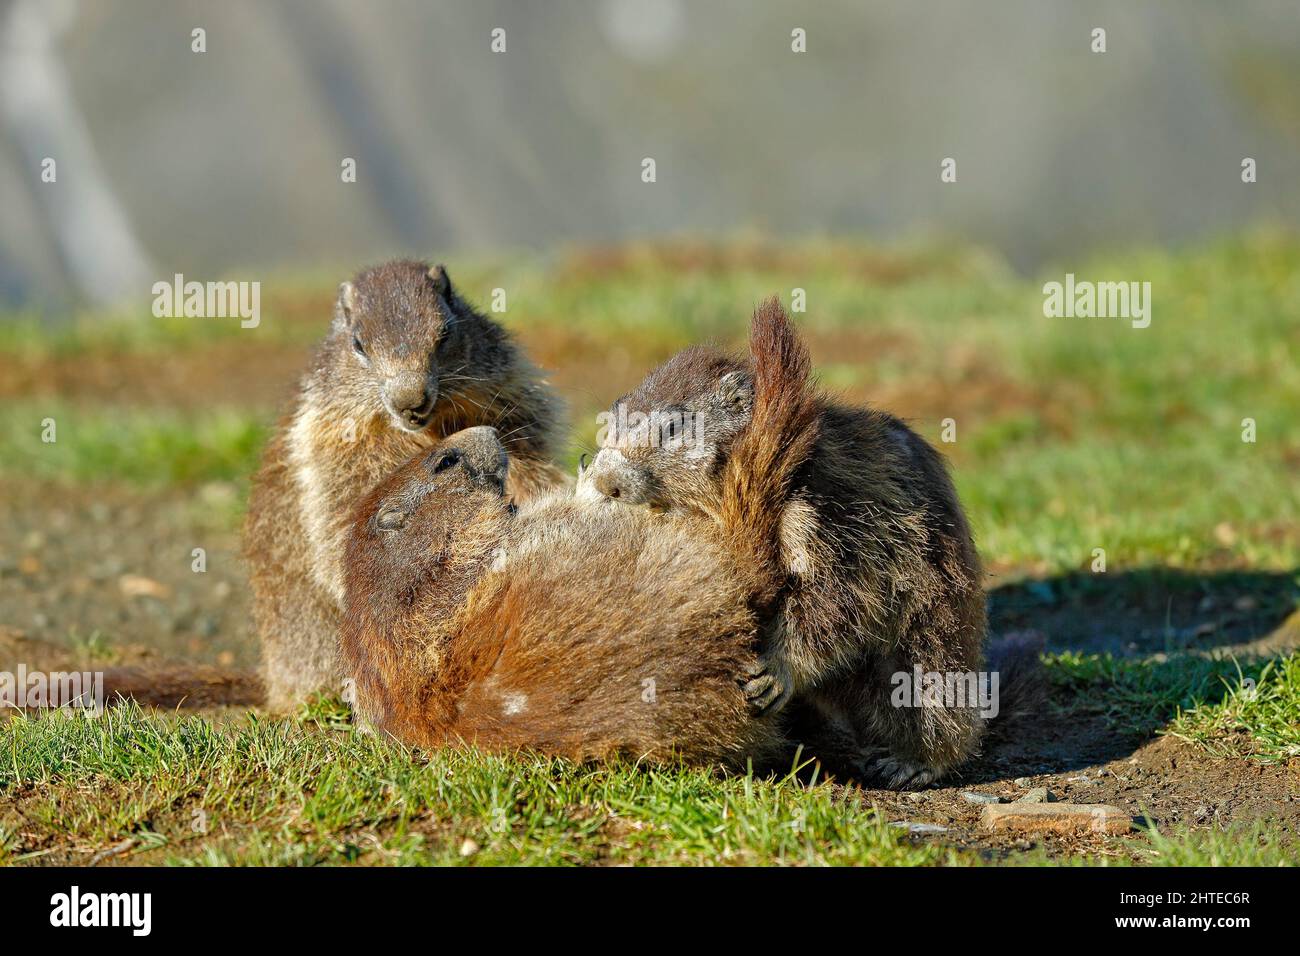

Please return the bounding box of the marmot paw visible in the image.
[855,749,942,791]
[738,655,793,717]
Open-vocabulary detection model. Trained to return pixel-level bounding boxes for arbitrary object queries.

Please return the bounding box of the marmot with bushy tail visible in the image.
[578,300,990,788]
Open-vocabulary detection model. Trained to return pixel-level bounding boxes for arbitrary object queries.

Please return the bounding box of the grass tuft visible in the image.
[1169,655,1300,762]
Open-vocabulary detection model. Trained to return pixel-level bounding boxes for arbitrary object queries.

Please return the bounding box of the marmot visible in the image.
[339,304,822,767]
[245,260,569,711]
[577,299,988,788]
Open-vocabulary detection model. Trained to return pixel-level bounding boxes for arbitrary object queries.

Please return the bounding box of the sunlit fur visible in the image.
[580,300,988,789]
[340,312,823,768]
[245,261,568,711]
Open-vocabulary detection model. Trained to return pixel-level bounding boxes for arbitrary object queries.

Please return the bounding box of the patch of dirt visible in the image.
[0,479,256,670]
[0,341,307,410]
[851,721,1300,863]
[522,322,1076,452]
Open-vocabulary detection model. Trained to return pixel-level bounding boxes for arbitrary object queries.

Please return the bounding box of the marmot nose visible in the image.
[397,390,435,426]
[437,426,508,491]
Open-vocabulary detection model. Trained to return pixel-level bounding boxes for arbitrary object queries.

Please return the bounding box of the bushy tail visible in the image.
[719,298,822,607]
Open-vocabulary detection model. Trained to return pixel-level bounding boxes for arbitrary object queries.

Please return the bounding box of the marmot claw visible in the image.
[855,749,942,791]
[739,657,792,717]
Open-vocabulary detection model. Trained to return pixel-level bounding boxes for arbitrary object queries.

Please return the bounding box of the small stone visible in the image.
[906,791,926,803]
[1013,777,1031,787]
[459,838,480,857]
[981,803,1132,835]
[961,791,1002,805]
[1066,776,1092,784]
[889,821,948,835]
[1016,787,1057,804]
[118,574,171,600]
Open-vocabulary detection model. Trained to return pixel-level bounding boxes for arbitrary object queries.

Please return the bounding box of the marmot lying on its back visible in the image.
[578,300,988,788]
[339,305,823,767]
[245,261,569,711]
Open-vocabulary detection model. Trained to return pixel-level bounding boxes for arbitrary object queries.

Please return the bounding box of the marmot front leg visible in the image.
[738,618,795,717]
[851,747,944,791]
[257,571,343,713]
[831,638,986,790]
[739,655,793,717]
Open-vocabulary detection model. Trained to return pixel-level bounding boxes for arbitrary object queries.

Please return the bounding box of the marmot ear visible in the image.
[334,281,358,330]
[375,506,408,532]
[427,263,453,298]
[717,370,754,413]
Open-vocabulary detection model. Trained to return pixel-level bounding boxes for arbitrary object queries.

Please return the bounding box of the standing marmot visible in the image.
[245,261,568,711]
[577,300,988,788]
[339,304,822,767]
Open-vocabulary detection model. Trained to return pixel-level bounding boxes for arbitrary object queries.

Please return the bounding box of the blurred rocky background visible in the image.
[1,0,1298,309]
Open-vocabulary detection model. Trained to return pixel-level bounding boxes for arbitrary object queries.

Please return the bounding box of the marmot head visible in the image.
[332,260,480,433]
[578,345,754,513]
[344,426,513,624]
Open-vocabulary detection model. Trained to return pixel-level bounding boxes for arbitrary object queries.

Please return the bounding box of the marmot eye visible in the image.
[434,450,462,473]
[352,334,367,358]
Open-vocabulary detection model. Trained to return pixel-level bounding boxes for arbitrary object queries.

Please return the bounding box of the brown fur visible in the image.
[245,261,568,711]
[578,299,989,788]
[339,322,822,767]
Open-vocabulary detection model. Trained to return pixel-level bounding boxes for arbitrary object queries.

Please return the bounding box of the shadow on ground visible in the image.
[988,567,1300,658]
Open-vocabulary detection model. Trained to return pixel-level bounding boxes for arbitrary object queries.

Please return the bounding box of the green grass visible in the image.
[1134,822,1296,866]
[1045,647,1300,764]
[0,401,265,488]
[3,697,1294,866]
[1028,822,1298,867]
[1042,651,1273,737]
[2,232,1297,572]
[0,704,955,867]
[1170,655,1300,761]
